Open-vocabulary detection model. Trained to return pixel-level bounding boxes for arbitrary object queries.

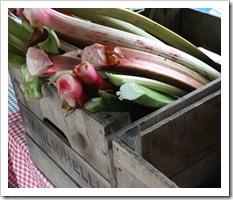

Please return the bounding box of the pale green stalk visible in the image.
[55,8,163,43]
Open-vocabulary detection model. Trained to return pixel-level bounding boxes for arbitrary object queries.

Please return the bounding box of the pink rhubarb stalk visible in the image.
[26,47,53,77]
[26,47,81,77]
[56,74,89,108]
[73,61,113,91]
[81,43,208,91]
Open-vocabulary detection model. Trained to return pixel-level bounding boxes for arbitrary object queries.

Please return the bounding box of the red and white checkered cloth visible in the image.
[8,85,54,188]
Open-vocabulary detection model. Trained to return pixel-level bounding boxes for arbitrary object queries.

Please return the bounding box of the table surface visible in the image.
[8,82,54,188]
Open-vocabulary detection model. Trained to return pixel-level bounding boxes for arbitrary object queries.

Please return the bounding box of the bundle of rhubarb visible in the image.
[8,8,221,119]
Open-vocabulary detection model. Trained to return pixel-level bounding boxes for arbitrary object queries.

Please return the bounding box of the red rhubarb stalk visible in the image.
[73,61,113,91]
[56,74,89,108]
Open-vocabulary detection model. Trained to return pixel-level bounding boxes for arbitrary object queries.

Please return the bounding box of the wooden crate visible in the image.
[9,66,131,187]
[8,8,221,188]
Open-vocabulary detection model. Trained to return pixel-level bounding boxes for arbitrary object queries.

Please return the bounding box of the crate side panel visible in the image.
[39,84,131,181]
[19,102,111,188]
[141,90,221,178]
[25,133,81,188]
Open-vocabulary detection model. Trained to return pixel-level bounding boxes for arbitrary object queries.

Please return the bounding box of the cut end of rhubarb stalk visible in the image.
[73,61,98,85]
[116,82,175,108]
[73,61,114,91]
[26,47,53,77]
[116,82,144,101]
[81,43,124,68]
[56,74,89,108]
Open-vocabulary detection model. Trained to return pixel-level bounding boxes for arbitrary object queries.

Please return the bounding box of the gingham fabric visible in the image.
[8,83,54,188]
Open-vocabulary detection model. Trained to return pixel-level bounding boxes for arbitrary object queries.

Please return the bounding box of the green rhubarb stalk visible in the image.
[54,8,163,43]
[74,8,219,70]
[8,33,28,55]
[86,90,130,112]
[8,11,43,100]
[116,82,176,108]
[108,73,188,97]
[8,14,33,44]
[85,90,153,120]
[8,44,25,57]
[20,64,43,100]
[9,10,60,55]
[8,52,26,69]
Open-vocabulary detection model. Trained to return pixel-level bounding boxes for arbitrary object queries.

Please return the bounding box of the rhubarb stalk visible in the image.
[108,73,188,97]
[116,82,176,108]
[20,8,220,81]
[73,61,113,91]
[81,43,208,91]
[26,47,81,77]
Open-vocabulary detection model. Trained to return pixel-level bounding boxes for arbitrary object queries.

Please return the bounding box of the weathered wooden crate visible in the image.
[8,8,221,188]
[9,66,131,187]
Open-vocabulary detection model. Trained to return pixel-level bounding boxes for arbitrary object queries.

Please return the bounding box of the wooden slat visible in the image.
[25,133,81,188]
[19,102,111,188]
[112,138,178,188]
[170,146,221,188]
[140,90,221,179]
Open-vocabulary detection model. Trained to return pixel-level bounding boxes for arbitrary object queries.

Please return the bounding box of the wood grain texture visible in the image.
[112,138,178,188]
[140,90,221,179]
[19,102,111,188]
[170,145,221,188]
[143,8,221,54]
[8,8,221,188]
[25,133,81,188]
[39,84,131,181]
